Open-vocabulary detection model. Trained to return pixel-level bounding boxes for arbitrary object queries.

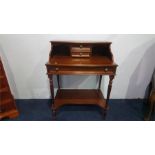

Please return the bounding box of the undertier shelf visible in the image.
[54,89,106,109]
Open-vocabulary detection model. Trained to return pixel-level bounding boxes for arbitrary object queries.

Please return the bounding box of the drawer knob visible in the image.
[80,45,83,48]
[55,68,59,71]
[105,68,108,72]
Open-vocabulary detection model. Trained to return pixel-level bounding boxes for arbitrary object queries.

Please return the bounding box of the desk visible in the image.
[46,41,118,119]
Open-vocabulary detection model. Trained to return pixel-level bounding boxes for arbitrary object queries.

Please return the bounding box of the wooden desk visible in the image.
[46,41,118,119]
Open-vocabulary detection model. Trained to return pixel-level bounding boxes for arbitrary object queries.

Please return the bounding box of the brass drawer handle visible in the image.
[55,68,59,71]
[104,68,108,72]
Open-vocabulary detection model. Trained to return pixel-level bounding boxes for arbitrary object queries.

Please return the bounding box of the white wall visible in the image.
[0,34,155,99]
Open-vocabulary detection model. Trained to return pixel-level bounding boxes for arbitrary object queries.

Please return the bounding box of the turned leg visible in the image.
[106,75,115,109]
[49,75,54,103]
[49,75,56,119]
[98,75,106,120]
[98,75,102,90]
[57,75,60,90]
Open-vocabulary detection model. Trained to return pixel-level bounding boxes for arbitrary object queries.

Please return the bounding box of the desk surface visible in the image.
[48,56,117,67]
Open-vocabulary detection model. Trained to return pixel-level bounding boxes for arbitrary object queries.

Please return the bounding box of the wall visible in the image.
[0,34,155,99]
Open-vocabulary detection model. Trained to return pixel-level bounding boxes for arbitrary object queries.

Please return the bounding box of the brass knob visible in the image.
[55,68,59,71]
[80,45,83,48]
[105,68,108,72]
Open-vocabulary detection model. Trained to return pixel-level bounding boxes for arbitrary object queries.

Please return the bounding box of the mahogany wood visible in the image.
[0,57,19,120]
[106,75,115,108]
[46,41,118,119]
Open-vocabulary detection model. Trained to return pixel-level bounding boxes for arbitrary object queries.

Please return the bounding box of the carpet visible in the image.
[3,99,155,121]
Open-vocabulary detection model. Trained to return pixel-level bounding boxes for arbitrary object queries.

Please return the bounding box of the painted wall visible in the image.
[0,34,155,99]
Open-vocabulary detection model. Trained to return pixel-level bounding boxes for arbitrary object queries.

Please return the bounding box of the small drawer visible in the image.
[71,52,90,57]
[70,46,92,58]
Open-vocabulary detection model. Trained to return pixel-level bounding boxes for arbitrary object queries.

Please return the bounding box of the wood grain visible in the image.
[0,57,19,119]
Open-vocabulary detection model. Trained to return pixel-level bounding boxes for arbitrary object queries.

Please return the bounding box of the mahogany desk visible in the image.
[46,41,118,119]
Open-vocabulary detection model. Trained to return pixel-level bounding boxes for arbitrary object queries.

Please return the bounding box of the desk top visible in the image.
[50,40,112,45]
[48,56,117,67]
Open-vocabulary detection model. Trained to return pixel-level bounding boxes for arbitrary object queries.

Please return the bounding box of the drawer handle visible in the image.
[80,45,83,48]
[55,68,59,71]
[105,68,108,72]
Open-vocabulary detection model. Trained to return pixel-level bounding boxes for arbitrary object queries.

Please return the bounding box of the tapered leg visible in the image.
[106,75,115,109]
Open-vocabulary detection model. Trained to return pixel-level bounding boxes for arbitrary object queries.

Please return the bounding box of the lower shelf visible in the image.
[53,89,106,110]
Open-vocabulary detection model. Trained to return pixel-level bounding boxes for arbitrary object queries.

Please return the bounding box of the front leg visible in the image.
[98,75,102,90]
[49,75,56,119]
[57,75,60,90]
[106,75,115,109]
[49,75,54,103]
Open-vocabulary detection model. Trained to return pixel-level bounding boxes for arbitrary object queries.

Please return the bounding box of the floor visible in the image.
[4,99,155,121]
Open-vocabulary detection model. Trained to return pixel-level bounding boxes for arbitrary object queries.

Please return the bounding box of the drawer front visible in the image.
[71,47,92,57]
[71,52,91,57]
[47,65,116,75]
